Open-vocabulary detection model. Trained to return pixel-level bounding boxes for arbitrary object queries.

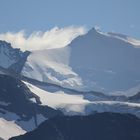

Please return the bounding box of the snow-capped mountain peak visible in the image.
[21,28,140,96]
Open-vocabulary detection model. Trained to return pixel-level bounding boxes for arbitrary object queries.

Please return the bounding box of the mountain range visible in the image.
[0,28,140,139]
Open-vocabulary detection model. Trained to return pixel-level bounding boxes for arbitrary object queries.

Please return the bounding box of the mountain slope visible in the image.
[1,28,140,95]
[23,81,140,117]
[21,28,140,95]
[0,118,25,140]
[69,28,140,93]
[21,47,82,89]
[0,41,30,73]
[0,29,140,139]
[0,74,62,140]
[10,112,140,140]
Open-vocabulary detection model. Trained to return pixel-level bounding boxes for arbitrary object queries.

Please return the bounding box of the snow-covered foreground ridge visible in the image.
[21,28,140,96]
[25,81,140,117]
[0,117,25,140]
[0,74,62,140]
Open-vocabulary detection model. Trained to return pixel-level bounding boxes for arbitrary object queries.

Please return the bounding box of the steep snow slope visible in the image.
[24,81,89,114]
[69,28,140,93]
[22,28,140,95]
[108,32,140,47]
[24,82,140,117]
[0,118,25,140]
[0,74,62,140]
[22,47,83,89]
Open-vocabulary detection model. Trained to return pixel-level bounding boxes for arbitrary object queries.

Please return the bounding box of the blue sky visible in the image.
[0,0,140,39]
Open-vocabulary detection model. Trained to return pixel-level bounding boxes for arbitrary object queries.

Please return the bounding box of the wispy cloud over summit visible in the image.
[0,26,86,51]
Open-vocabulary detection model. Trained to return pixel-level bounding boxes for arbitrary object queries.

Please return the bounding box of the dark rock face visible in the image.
[0,74,63,130]
[129,92,140,103]
[0,40,30,73]
[9,51,30,73]
[10,112,140,140]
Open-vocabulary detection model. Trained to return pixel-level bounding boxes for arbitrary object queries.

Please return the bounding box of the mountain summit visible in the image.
[19,28,140,95]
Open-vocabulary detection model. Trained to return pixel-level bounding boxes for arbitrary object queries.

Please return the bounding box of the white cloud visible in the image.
[0,26,86,51]
[94,25,101,31]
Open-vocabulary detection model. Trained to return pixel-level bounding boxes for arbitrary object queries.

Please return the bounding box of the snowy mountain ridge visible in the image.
[20,28,140,96]
[0,28,140,139]
[0,28,140,96]
[0,74,62,140]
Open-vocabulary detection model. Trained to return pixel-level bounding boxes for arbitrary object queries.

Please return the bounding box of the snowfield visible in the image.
[24,82,89,110]
[0,118,25,140]
[0,109,47,140]
[24,82,140,117]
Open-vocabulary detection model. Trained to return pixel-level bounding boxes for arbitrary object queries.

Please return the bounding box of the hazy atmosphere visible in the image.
[0,0,140,140]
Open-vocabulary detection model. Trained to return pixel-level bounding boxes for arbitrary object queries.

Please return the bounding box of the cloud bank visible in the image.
[0,26,86,51]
